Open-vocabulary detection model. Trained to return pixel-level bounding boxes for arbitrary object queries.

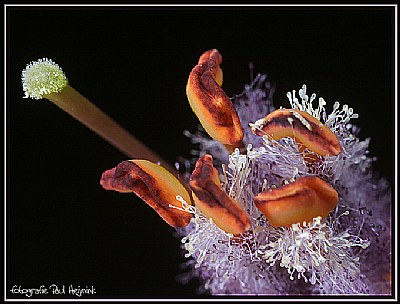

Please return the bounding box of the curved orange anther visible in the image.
[186,49,244,150]
[100,160,192,228]
[254,176,339,227]
[251,108,342,157]
[189,154,251,235]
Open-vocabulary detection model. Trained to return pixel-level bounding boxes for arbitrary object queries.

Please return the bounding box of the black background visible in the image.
[6,5,395,299]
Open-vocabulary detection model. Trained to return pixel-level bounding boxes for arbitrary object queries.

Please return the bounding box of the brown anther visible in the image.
[100,160,192,228]
[186,49,244,149]
[189,154,251,235]
[251,108,342,157]
[254,176,339,227]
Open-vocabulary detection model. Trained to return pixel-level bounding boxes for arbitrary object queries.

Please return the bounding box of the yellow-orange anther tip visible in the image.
[189,154,251,235]
[251,109,342,157]
[254,176,339,227]
[100,159,192,228]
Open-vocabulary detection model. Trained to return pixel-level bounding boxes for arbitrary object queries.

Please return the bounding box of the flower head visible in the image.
[178,71,391,295]
[98,50,391,295]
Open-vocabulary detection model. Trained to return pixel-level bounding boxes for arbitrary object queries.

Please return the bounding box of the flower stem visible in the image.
[45,85,175,172]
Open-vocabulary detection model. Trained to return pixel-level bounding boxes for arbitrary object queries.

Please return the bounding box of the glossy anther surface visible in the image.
[101,160,192,228]
[254,176,339,227]
[190,154,251,235]
[186,49,244,148]
[252,108,342,157]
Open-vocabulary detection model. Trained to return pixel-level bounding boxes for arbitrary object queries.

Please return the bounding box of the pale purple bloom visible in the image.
[176,72,392,295]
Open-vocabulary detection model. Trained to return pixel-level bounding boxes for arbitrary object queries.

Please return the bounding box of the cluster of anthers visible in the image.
[98,49,391,295]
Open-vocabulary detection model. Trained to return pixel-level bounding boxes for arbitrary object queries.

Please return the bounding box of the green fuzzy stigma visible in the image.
[22,58,68,100]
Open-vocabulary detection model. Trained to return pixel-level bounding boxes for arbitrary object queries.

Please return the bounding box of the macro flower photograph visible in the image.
[5,4,396,301]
